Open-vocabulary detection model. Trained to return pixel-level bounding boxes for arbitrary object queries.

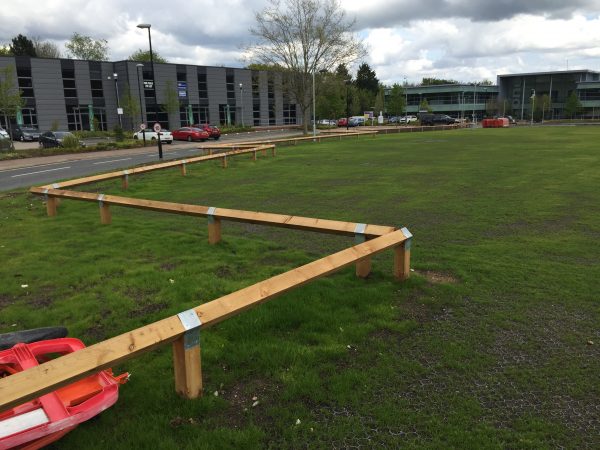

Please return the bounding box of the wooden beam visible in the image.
[172,338,202,398]
[393,228,412,280]
[121,174,129,190]
[180,163,187,176]
[355,257,372,278]
[207,216,221,244]
[99,204,111,224]
[46,197,57,217]
[0,229,408,411]
[29,188,396,238]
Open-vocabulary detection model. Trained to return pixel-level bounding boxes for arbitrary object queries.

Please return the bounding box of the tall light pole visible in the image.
[530,89,535,126]
[109,73,122,128]
[345,79,351,131]
[239,83,244,127]
[312,68,316,138]
[473,83,477,125]
[403,77,408,118]
[137,24,155,124]
[136,64,146,147]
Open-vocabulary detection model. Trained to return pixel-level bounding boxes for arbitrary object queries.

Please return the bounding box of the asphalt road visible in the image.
[0,130,302,192]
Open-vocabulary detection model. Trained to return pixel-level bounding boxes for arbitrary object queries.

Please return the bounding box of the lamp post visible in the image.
[472,83,477,125]
[403,77,408,118]
[239,83,244,127]
[312,68,316,138]
[137,24,155,124]
[345,79,351,131]
[109,73,122,128]
[530,89,535,126]
[136,63,146,147]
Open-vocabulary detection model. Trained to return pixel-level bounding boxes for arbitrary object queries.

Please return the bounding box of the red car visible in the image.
[337,118,348,127]
[172,127,210,142]
[192,124,221,140]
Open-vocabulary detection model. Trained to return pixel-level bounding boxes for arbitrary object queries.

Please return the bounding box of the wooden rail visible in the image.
[29,187,396,238]
[38,144,276,190]
[0,229,411,410]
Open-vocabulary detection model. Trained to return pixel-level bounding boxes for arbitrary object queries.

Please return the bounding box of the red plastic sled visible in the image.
[0,338,128,449]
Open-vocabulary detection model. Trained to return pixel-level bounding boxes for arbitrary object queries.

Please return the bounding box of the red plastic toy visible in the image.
[0,338,128,449]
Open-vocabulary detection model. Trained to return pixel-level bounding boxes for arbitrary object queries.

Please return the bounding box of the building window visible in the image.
[226,72,236,100]
[90,79,104,98]
[62,76,77,99]
[145,105,169,129]
[197,71,207,99]
[180,105,210,126]
[219,104,235,126]
[252,72,260,126]
[283,103,296,125]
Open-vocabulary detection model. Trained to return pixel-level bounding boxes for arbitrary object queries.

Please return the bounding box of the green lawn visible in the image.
[0,126,598,449]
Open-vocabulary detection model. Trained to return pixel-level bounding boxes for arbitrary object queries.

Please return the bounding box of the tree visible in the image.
[65,33,109,60]
[0,65,24,140]
[32,37,61,58]
[419,98,432,112]
[120,85,140,131]
[128,49,168,64]
[387,83,405,117]
[335,64,351,81]
[421,77,458,86]
[247,0,365,133]
[356,63,379,95]
[0,45,11,56]
[162,81,181,122]
[537,93,551,122]
[10,34,36,57]
[315,72,346,119]
[564,92,581,119]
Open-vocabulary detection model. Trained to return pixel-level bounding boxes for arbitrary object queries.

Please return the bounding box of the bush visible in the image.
[0,137,14,151]
[61,134,80,149]
[114,125,125,142]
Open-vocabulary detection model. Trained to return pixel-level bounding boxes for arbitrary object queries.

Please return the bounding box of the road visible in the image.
[0,130,301,192]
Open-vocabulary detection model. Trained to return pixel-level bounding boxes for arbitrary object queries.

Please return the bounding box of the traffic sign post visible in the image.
[139,123,147,147]
[154,123,163,159]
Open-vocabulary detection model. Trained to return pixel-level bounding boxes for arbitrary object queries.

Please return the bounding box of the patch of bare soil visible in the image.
[415,270,459,284]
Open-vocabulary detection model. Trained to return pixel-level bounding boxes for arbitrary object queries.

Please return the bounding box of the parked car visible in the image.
[132,129,173,144]
[0,127,9,139]
[348,116,365,127]
[172,127,210,142]
[388,116,399,124]
[337,118,348,127]
[11,125,40,141]
[405,115,418,123]
[317,119,336,126]
[38,131,85,148]
[191,124,221,140]
[419,113,455,126]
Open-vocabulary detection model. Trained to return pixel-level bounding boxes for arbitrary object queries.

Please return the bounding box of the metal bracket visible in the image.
[354,223,366,244]
[177,309,202,349]
[43,188,49,200]
[97,194,105,208]
[122,170,129,182]
[52,183,60,189]
[181,159,187,165]
[207,206,216,224]
[400,227,413,250]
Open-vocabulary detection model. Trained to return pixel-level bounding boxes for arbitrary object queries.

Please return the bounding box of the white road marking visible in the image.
[11,166,71,178]
[92,157,132,165]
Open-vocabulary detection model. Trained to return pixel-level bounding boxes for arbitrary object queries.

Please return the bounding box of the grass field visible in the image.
[0,126,598,449]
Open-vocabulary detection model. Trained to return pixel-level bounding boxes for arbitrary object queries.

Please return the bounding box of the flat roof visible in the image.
[498,69,600,78]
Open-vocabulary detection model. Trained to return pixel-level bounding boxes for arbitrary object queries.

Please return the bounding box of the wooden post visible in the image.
[252,151,257,161]
[172,337,202,398]
[271,146,276,156]
[222,155,227,168]
[121,174,129,190]
[208,148,213,155]
[46,197,57,217]
[180,162,187,176]
[394,227,412,280]
[100,204,111,224]
[208,216,221,244]
[356,257,372,278]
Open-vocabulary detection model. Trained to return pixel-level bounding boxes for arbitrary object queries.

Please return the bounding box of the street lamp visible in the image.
[312,68,316,138]
[530,89,535,126]
[345,79,352,131]
[109,73,122,128]
[137,23,155,123]
[472,83,477,125]
[239,83,244,127]
[136,63,146,147]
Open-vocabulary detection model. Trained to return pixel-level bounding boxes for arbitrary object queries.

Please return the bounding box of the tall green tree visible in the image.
[128,49,168,64]
[0,45,12,56]
[161,81,181,124]
[315,72,346,119]
[247,0,365,133]
[120,84,140,131]
[65,33,109,60]
[9,34,36,57]
[335,64,352,81]
[564,92,581,119]
[0,65,24,139]
[387,83,405,117]
[355,63,379,95]
[421,77,458,86]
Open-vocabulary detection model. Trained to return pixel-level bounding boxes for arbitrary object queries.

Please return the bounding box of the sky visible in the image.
[1,0,600,85]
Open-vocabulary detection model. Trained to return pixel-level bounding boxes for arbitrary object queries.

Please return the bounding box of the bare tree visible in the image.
[32,37,61,58]
[247,0,364,133]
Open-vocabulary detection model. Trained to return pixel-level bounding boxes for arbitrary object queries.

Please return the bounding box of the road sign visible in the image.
[153,123,161,133]
[140,123,146,130]
[117,108,123,115]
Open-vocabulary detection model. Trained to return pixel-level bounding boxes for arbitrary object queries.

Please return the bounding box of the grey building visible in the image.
[405,83,499,120]
[0,56,299,132]
[497,70,600,120]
